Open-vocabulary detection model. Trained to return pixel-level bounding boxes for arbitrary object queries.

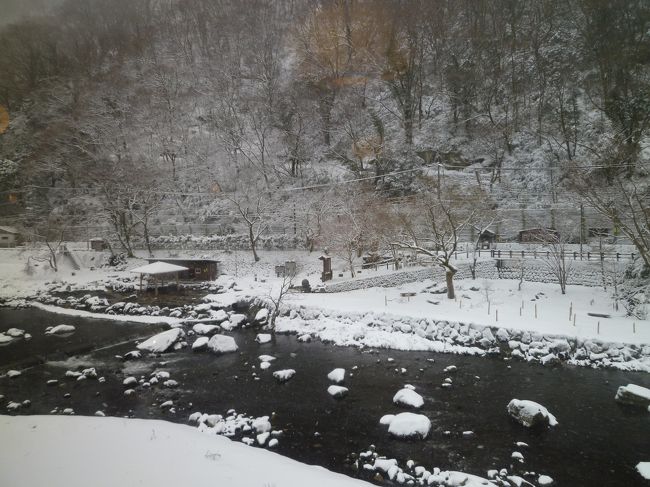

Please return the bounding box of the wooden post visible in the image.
[488,301,491,315]
[569,302,573,321]
[633,322,636,334]
[573,314,576,326]
[139,274,143,293]
[155,278,159,297]
[597,321,600,334]
[519,307,522,316]
[534,303,537,319]
[496,309,498,322]
[176,272,179,290]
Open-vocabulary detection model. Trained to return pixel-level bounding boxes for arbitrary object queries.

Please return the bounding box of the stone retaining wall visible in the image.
[323,259,623,293]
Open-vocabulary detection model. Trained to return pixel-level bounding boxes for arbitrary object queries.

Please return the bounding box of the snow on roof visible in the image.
[130,261,189,275]
[146,257,219,263]
[0,226,19,234]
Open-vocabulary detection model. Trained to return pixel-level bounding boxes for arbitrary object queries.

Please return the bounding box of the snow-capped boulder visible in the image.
[538,475,554,486]
[393,388,424,408]
[192,336,209,351]
[207,334,238,354]
[273,369,296,382]
[0,333,13,344]
[637,462,650,480]
[209,309,228,322]
[228,313,247,328]
[327,368,345,384]
[6,370,21,378]
[382,412,431,439]
[327,385,349,398]
[137,328,185,353]
[260,361,271,370]
[255,308,269,323]
[5,328,25,338]
[507,399,558,428]
[258,355,276,362]
[45,324,76,335]
[192,324,220,335]
[122,376,137,386]
[256,333,272,344]
[615,384,650,408]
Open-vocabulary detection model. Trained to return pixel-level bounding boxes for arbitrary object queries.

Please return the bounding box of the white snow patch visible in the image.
[392,388,424,408]
[327,368,345,384]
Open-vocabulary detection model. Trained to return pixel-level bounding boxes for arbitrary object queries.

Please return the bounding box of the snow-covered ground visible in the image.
[0,415,372,487]
[285,279,648,345]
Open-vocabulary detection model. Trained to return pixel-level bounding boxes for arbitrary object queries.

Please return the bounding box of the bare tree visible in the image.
[539,231,573,295]
[268,268,297,328]
[392,181,477,299]
[226,191,272,262]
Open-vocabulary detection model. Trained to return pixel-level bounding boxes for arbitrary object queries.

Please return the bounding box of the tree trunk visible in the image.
[445,269,456,299]
[249,225,260,262]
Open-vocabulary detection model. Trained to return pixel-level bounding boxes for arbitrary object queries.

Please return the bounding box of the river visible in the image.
[1,308,649,486]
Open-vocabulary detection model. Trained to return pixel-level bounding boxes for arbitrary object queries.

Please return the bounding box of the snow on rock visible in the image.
[192,337,209,351]
[45,324,76,335]
[6,370,21,378]
[273,369,296,382]
[255,308,269,323]
[0,333,13,344]
[268,438,279,448]
[122,377,137,386]
[0,415,372,487]
[5,328,25,338]
[379,414,395,425]
[637,462,650,480]
[507,399,558,428]
[256,333,272,344]
[260,361,272,370]
[538,474,554,485]
[252,417,272,434]
[137,328,185,353]
[327,368,345,384]
[427,471,497,487]
[256,432,270,445]
[393,388,424,408]
[259,355,276,362]
[209,309,228,322]
[192,324,220,335]
[382,412,431,439]
[614,384,650,408]
[228,313,247,328]
[327,385,349,398]
[207,334,238,354]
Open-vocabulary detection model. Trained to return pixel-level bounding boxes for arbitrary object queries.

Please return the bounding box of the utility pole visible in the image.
[580,204,585,257]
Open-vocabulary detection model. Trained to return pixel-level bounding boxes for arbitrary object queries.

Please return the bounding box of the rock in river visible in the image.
[507,399,558,428]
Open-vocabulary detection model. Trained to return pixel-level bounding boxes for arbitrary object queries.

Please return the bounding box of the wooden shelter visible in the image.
[0,226,20,248]
[130,261,189,296]
[478,229,497,249]
[145,258,219,281]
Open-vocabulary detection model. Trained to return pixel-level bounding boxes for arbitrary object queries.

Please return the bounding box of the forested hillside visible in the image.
[0,0,649,262]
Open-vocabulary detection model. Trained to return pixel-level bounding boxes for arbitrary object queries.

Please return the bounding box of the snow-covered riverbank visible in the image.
[0,415,372,487]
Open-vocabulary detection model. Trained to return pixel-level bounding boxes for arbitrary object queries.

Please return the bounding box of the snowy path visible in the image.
[0,415,371,487]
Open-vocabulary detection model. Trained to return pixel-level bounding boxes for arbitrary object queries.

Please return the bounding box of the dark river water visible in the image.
[1,308,650,486]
